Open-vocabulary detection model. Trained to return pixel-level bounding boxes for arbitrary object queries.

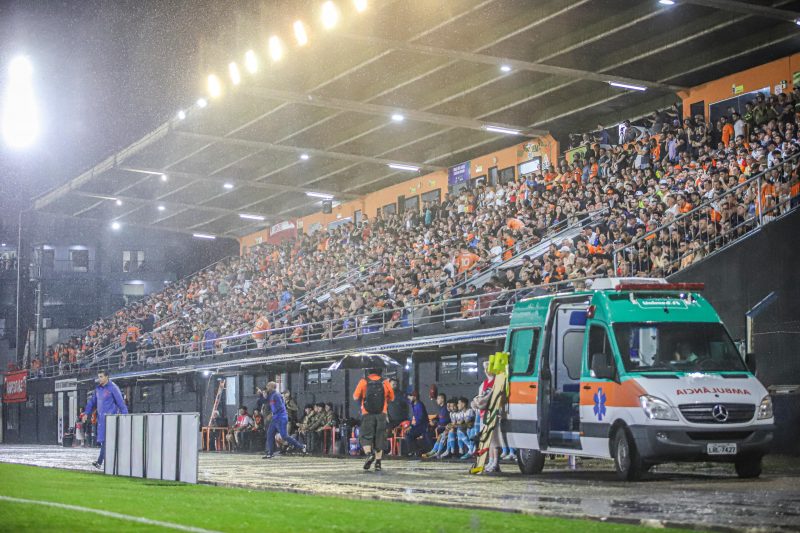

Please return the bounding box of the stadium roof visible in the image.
[33,0,800,238]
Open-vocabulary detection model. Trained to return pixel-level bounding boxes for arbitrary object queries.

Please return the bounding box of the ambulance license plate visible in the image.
[707,443,737,455]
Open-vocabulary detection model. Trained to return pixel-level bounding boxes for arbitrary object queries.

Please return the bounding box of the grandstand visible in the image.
[1,0,799,514]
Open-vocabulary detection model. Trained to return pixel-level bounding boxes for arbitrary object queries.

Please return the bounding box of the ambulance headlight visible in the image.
[639,395,678,421]
[757,395,773,420]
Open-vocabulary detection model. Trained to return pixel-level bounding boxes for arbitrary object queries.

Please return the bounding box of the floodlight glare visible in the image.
[269,36,284,62]
[321,1,339,29]
[305,191,334,199]
[483,125,521,135]
[658,0,675,5]
[608,81,647,91]
[294,21,309,46]
[391,114,404,122]
[193,233,216,240]
[115,199,123,206]
[207,74,222,98]
[300,153,310,160]
[388,163,419,171]
[244,50,258,73]
[157,205,166,212]
[228,62,241,85]
[197,97,208,108]
[223,182,234,189]
[177,110,186,120]
[500,64,512,72]
[160,174,168,182]
[354,0,368,12]
[239,213,266,221]
[111,222,121,230]
[2,56,39,149]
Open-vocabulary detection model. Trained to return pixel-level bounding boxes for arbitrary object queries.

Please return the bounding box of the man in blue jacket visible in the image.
[81,370,128,469]
[403,390,432,456]
[258,381,306,459]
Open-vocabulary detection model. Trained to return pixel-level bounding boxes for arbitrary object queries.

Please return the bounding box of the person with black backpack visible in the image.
[352,367,394,471]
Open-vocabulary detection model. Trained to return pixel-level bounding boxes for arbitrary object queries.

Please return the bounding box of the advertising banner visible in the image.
[3,371,27,403]
[448,161,471,186]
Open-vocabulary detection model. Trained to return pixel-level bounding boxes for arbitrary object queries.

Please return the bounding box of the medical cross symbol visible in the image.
[593,387,607,421]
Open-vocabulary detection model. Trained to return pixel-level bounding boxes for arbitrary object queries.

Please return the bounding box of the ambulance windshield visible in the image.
[613,322,747,373]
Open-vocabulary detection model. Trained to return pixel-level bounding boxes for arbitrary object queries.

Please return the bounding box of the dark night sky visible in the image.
[0,0,237,240]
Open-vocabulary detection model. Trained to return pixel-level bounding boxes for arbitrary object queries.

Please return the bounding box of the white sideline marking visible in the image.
[0,495,223,533]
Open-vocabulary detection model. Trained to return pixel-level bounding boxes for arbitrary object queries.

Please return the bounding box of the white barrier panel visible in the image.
[104,413,199,484]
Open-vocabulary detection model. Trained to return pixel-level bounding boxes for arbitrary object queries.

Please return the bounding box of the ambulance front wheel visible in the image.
[517,448,545,475]
[734,455,762,479]
[613,428,646,481]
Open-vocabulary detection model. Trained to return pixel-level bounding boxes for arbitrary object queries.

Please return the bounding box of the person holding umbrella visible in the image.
[352,367,394,471]
[81,370,128,469]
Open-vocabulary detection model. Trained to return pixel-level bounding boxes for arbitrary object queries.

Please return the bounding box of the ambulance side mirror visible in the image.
[745,353,757,374]
[591,352,615,381]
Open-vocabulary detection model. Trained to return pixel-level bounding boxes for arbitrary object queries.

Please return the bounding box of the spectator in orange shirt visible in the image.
[352,368,394,471]
[455,246,480,275]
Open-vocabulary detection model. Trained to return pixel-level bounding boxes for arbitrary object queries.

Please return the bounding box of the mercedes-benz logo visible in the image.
[712,404,729,422]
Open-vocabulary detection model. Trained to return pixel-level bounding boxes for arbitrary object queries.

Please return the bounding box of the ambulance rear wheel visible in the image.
[613,428,645,481]
[734,455,762,478]
[517,448,545,475]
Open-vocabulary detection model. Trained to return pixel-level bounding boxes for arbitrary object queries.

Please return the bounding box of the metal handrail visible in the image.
[613,152,800,273]
[452,206,609,292]
[31,277,601,378]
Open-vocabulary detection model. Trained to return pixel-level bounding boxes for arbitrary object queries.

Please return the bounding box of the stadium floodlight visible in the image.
[193,233,216,240]
[354,0,368,12]
[609,81,647,91]
[157,205,166,211]
[658,0,675,5]
[177,110,186,120]
[239,213,265,221]
[483,125,520,135]
[269,36,284,62]
[300,153,310,160]
[388,163,419,171]
[197,97,208,108]
[294,21,309,46]
[391,114,404,122]
[207,74,222,98]
[795,18,800,25]
[228,62,241,85]
[2,56,39,149]
[500,64,512,72]
[321,1,339,29]
[223,182,234,189]
[203,370,212,377]
[111,221,121,230]
[115,199,123,206]
[160,173,168,182]
[306,191,334,199]
[244,50,258,73]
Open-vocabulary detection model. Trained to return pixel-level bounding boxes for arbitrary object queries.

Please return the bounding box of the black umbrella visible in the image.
[327,352,401,371]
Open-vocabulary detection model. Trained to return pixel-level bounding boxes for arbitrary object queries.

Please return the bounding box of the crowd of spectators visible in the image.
[32,90,800,375]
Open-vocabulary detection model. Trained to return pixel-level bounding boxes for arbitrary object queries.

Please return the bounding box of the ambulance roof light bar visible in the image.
[614,282,705,291]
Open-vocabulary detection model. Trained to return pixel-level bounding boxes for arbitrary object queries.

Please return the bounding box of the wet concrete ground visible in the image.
[0,445,798,531]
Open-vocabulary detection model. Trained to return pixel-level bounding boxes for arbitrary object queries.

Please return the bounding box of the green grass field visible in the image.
[0,463,691,532]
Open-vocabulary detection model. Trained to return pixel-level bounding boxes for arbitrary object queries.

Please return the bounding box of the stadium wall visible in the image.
[680,52,800,120]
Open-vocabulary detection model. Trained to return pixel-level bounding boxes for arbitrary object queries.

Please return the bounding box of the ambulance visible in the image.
[501,278,775,480]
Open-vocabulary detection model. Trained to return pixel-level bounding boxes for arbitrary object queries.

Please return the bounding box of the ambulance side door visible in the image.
[579,323,618,458]
[504,327,541,450]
